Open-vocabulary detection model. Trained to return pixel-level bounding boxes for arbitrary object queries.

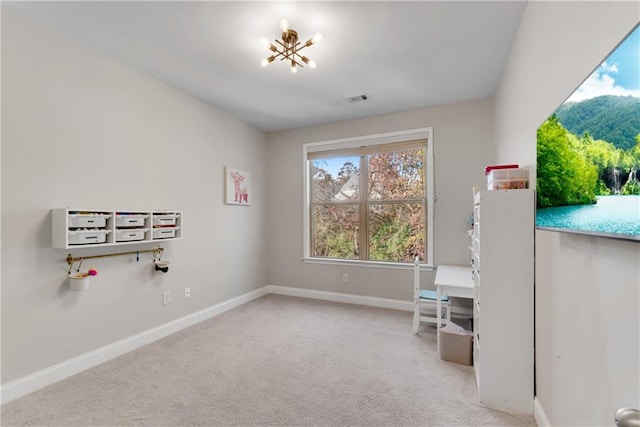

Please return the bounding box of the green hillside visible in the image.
[554,95,640,150]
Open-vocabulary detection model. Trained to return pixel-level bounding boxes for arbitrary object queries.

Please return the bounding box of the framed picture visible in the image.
[225,167,251,205]
[535,24,639,241]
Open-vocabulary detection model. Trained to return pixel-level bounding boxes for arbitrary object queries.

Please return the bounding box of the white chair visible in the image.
[412,257,451,334]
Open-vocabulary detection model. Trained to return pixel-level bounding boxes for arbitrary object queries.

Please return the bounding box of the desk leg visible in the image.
[436,286,442,353]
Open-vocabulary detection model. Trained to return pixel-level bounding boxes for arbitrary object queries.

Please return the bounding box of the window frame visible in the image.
[303,128,434,269]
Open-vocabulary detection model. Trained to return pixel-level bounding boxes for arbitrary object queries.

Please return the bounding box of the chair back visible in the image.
[413,256,420,301]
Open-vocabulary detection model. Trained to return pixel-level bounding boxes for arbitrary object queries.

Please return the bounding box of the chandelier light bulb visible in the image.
[291,63,298,73]
[301,56,316,69]
[259,38,269,48]
[261,56,276,68]
[305,33,322,47]
[280,19,289,32]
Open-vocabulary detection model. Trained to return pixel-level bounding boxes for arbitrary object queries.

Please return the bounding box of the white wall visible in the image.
[535,231,639,425]
[494,2,640,425]
[1,11,268,384]
[267,98,494,300]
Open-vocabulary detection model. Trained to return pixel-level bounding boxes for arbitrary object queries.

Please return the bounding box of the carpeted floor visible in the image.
[1,295,536,426]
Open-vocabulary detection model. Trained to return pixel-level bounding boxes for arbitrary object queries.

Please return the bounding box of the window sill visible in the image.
[303,257,435,271]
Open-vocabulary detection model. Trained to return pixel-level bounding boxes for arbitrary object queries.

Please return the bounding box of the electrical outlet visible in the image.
[162,291,171,305]
[184,287,191,298]
[342,273,349,284]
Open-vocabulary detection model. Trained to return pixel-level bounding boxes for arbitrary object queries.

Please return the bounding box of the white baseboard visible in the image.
[2,284,472,405]
[534,396,551,426]
[0,286,269,405]
[267,285,414,311]
[267,285,474,317]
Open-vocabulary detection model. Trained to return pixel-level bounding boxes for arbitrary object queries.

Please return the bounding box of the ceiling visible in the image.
[4,1,527,132]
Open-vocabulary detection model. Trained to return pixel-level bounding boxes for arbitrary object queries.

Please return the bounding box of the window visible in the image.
[303,128,434,266]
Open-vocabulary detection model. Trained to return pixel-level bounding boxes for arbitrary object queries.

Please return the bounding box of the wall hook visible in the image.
[67,255,84,274]
[152,246,164,263]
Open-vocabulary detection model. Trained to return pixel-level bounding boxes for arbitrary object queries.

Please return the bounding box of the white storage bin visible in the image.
[116,215,148,227]
[486,168,528,181]
[68,230,111,245]
[153,214,178,226]
[69,214,109,228]
[153,228,177,239]
[487,168,528,190]
[116,229,147,242]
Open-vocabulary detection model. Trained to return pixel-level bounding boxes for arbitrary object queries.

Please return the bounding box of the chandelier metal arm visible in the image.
[273,39,308,67]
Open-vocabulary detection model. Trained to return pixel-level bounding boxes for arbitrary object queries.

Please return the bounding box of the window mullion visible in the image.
[309,173,315,256]
[359,155,369,260]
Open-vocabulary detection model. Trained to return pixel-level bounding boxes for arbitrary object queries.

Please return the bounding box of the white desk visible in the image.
[435,264,474,350]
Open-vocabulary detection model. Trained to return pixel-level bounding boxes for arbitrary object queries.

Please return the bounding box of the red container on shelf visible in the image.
[483,164,519,175]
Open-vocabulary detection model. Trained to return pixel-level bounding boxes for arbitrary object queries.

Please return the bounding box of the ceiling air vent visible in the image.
[345,94,369,103]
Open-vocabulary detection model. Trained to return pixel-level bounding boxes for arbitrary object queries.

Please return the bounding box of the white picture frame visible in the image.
[225,167,251,206]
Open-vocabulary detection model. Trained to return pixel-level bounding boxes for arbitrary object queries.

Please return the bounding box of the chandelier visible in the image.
[260,19,322,73]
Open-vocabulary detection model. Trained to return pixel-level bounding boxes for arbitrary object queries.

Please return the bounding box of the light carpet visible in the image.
[1,295,536,426]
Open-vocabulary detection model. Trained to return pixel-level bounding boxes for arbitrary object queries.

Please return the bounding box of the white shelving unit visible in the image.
[52,208,182,249]
[470,189,534,414]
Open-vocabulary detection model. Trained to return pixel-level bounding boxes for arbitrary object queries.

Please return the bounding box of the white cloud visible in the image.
[600,61,618,74]
[566,61,640,102]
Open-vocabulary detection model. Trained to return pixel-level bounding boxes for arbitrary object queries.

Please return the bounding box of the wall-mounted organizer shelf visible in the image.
[52,208,182,249]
